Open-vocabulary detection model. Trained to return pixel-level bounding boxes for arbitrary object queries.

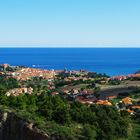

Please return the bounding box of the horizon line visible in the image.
[0,46,140,49]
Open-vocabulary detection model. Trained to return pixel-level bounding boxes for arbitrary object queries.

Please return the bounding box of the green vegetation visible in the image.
[118,87,140,99]
[0,76,140,140]
[0,94,130,139]
[87,72,109,78]
[108,79,121,85]
[0,75,19,92]
[20,77,50,94]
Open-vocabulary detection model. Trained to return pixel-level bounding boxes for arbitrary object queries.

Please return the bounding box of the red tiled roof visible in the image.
[96,100,112,106]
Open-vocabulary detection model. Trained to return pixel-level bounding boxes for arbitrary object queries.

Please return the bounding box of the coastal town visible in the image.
[1,63,140,116]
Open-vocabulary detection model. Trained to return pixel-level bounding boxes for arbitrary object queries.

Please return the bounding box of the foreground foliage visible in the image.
[0,77,139,140]
[0,96,129,139]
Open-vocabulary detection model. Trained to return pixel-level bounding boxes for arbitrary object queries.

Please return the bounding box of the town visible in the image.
[1,63,140,116]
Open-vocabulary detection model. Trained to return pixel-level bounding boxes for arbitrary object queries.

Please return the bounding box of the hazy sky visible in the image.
[0,0,140,47]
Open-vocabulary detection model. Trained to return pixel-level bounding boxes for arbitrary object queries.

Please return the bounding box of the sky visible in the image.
[0,0,140,48]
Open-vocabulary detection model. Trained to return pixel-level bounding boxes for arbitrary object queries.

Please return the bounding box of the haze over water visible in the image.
[0,48,140,76]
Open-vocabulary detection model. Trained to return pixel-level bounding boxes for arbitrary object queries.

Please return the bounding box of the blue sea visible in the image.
[0,48,140,76]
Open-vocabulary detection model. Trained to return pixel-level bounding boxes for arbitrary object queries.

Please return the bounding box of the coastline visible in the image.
[0,48,140,76]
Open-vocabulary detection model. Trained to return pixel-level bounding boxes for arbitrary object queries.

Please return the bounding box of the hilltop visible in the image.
[0,64,140,140]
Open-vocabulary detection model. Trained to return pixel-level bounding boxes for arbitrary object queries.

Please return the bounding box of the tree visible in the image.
[53,105,71,124]
[82,124,96,140]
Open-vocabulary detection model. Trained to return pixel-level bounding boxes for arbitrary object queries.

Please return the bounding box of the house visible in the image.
[135,74,140,77]
[75,96,93,105]
[6,87,33,96]
[127,109,134,115]
[71,89,79,94]
[127,74,136,78]
[132,106,140,109]
[96,100,112,106]
[122,97,133,105]
[27,87,33,94]
[107,95,117,100]
[82,89,93,95]
[51,92,59,96]
[110,75,127,81]
[0,64,9,69]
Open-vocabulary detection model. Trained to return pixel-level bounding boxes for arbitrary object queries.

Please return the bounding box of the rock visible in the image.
[0,111,49,140]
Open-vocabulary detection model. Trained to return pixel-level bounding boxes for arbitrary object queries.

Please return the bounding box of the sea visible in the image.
[0,48,140,76]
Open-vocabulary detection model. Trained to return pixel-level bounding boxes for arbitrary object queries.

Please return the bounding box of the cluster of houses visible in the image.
[10,68,56,81]
[50,88,114,106]
[116,97,140,115]
[50,88,140,116]
[0,63,10,71]
[0,64,89,82]
[6,87,33,96]
[0,64,56,81]
[62,77,89,82]
[1,64,140,115]
[110,74,140,81]
[1,63,140,82]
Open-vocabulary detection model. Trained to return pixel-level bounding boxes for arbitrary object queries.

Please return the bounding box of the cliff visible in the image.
[0,111,49,140]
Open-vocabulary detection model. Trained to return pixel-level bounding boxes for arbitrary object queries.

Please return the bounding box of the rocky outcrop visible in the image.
[0,111,49,140]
